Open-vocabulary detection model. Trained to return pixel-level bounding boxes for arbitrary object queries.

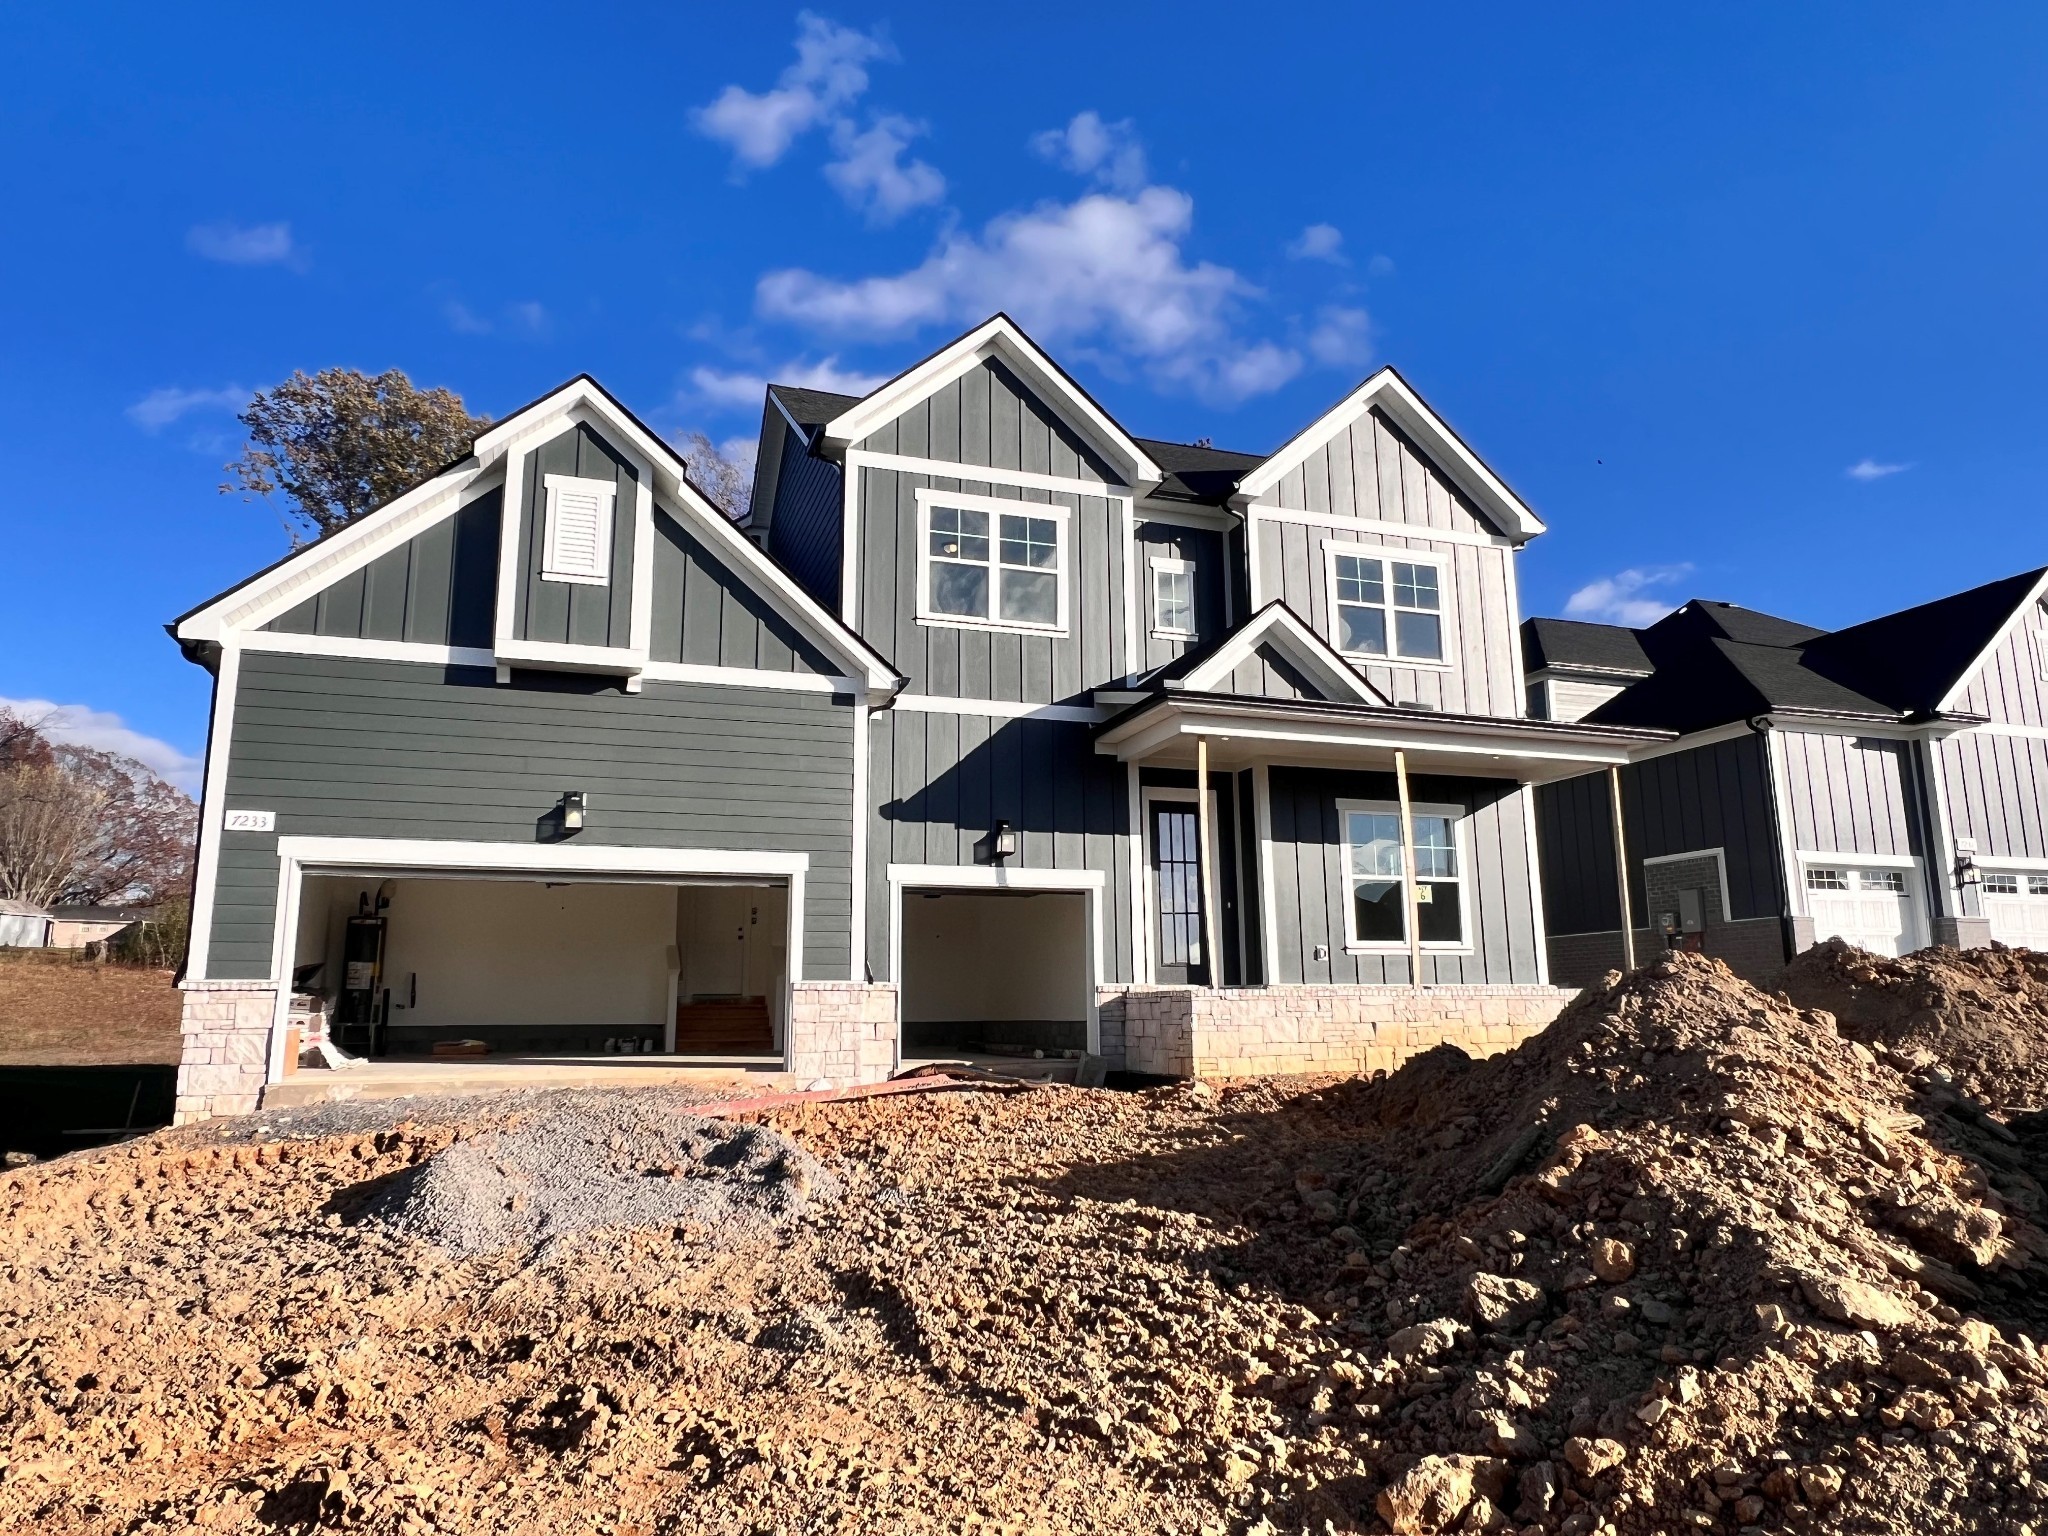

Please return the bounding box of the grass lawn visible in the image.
[0,951,181,1066]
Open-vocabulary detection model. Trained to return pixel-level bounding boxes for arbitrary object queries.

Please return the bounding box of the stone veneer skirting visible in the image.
[1098,984,1578,1079]
[175,981,278,1124]
[786,981,899,1087]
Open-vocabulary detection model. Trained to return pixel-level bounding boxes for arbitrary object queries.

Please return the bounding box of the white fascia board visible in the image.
[1231,368,1545,542]
[175,465,495,642]
[819,316,1161,489]
[1177,604,1385,704]
[640,661,854,695]
[1934,567,2048,713]
[494,637,648,674]
[1097,701,1641,769]
[885,862,1106,892]
[278,835,810,879]
[237,631,497,668]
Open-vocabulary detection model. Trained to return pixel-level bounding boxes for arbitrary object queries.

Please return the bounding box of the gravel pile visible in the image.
[363,1100,836,1257]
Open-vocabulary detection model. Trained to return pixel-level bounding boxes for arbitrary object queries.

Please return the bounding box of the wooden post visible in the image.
[1394,749,1423,991]
[1197,737,1222,987]
[1609,765,1637,970]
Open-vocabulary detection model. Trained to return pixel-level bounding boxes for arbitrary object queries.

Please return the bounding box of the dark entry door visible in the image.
[1150,801,1208,984]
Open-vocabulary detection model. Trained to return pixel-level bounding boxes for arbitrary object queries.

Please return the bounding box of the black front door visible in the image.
[1150,801,1208,984]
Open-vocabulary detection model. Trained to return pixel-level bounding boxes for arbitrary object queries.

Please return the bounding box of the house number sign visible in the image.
[223,809,277,832]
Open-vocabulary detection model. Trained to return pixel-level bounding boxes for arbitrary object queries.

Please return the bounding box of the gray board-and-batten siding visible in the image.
[265,490,502,648]
[512,424,641,652]
[207,652,855,982]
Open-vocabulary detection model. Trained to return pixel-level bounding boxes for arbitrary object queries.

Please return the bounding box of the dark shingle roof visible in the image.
[1521,617,1653,678]
[1132,437,1266,505]
[1801,567,2047,714]
[768,384,862,432]
[1652,600,1828,649]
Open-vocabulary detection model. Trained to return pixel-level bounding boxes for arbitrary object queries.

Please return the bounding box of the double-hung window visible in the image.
[919,491,1068,633]
[1340,799,1466,948]
[1150,556,1196,639]
[541,474,617,585]
[1328,545,1445,662]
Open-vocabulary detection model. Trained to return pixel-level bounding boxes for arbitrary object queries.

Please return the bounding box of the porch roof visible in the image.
[1092,691,1673,782]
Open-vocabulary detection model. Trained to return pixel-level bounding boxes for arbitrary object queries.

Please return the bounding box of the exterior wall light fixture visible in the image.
[558,790,589,833]
[991,819,1017,861]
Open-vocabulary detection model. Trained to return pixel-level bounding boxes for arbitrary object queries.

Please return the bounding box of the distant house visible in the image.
[1524,569,2048,983]
[46,906,152,949]
[0,899,53,949]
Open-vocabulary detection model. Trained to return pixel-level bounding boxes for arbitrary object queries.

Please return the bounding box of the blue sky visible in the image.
[4,2,2046,786]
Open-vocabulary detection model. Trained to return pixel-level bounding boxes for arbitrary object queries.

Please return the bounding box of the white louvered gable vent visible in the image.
[542,474,616,585]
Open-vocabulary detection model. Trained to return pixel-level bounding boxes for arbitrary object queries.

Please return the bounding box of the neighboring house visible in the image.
[0,899,52,949]
[46,905,151,949]
[167,314,1661,1122]
[1524,569,2048,984]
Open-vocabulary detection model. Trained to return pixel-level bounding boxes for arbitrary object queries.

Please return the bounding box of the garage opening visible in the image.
[899,889,1088,1060]
[287,873,789,1062]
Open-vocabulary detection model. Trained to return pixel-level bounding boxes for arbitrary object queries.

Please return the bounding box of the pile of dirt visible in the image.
[362,1100,836,1256]
[1778,937,2048,1112]
[1,953,2043,1535]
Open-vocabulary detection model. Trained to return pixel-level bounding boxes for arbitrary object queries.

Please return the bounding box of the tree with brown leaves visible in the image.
[675,431,754,522]
[222,368,492,545]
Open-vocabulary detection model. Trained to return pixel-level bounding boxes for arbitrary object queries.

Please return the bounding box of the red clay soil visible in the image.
[0,952,180,1066]
[1777,938,2048,1113]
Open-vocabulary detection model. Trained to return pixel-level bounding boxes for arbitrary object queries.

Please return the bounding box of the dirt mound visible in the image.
[1778,937,2048,1112]
[362,1100,836,1257]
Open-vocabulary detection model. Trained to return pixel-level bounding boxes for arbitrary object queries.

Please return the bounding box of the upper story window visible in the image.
[1150,556,1196,639]
[541,474,616,585]
[916,490,1069,634]
[1326,544,1445,663]
[1340,800,1467,950]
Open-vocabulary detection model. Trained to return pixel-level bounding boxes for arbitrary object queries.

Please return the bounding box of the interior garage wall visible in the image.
[901,891,1086,1025]
[371,878,675,1033]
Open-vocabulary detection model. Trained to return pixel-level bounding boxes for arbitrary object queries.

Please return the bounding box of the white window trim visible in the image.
[913,487,1072,637]
[1322,540,1453,671]
[1149,555,1198,640]
[1336,797,1473,954]
[541,473,617,586]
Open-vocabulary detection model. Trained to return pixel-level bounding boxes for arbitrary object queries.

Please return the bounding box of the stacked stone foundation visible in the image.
[175,982,278,1123]
[1099,983,1578,1079]
[786,981,899,1087]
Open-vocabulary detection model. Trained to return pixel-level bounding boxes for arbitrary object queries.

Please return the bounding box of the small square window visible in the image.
[1859,869,1906,895]
[2027,875,2048,897]
[1151,558,1196,638]
[1805,867,1848,892]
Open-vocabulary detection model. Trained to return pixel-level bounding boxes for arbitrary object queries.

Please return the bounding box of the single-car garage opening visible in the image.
[287,873,790,1061]
[899,889,1088,1060]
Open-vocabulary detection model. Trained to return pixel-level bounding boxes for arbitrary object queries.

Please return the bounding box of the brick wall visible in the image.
[1100,983,1578,1080]
[174,982,278,1123]
[787,981,899,1087]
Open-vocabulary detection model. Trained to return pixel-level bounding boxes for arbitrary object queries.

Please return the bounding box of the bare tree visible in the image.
[676,431,754,522]
[0,711,197,909]
[223,368,492,545]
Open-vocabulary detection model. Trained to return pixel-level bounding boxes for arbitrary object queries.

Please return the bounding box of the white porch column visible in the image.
[1197,738,1223,986]
[1609,765,1637,969]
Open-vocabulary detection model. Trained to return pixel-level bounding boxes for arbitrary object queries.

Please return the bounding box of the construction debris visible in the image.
[0,950,2041,1533]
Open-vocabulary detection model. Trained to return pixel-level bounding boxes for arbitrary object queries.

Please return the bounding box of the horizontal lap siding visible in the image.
[208,653,854,981]
[515,424,638,651]
[1779,732,1921,857]
[265,490,501,647]
[1267,766,1538,985]
[1534,734,1782,934]
[866,711,1133,984]
[648,508,836,673]
[1939,731,2048,861]
[1251,408,1521,717]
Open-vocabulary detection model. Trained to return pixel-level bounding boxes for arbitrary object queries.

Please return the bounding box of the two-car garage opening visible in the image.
[288,872,791,1063]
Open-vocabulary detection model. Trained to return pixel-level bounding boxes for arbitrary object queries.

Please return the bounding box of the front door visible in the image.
[1150,801,1208,984]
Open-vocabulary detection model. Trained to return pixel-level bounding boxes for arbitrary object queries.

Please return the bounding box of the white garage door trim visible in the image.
[1798,851,1925,958]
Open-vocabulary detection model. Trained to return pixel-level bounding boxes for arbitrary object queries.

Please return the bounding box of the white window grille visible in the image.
[1328,547,1445,661]
[917,493,1069,633]
[1339,800,1467,949]
[1805,867,1849,892]
[1150,557,1196,638]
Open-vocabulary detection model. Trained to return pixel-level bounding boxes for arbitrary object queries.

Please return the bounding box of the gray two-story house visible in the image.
[170,315,1660,1120]
[1525,567,2048,984]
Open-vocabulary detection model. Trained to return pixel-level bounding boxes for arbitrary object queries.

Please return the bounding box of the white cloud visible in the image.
[693,12,891,169]
[1307,305,1372,368]
[126,385,244,433]
[757,184,1301,405]
[1030,111,1147,192]
[443,299,549,337]
[0,698,202,794]
[444,300,493,335]
[1847,458,1911,481]
[1367,253,1396,278]
[1288,222,1346,263]
[687,355,888,411]
[186,220,299,267]
[825,115,945,223]
[1564,564,1694,627]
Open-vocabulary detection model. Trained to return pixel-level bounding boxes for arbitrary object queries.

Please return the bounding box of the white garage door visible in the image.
[1981,871,2048,948]
[1804,864,1919,957]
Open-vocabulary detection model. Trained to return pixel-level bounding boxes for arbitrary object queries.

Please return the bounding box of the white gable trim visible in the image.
[818,315,1161,490]
[1232,368,1545,543]
[1934,568,2048,713]
[1176,603,1389,705]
